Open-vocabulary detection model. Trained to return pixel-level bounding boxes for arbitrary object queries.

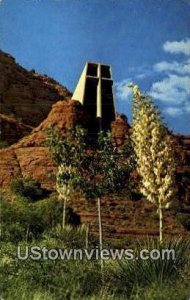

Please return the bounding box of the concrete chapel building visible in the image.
[72,62,116,134]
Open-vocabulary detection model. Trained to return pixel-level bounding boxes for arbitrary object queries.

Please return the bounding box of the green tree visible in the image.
[130,84,175,242]
[46,125,86,229]
[85,131,133,270]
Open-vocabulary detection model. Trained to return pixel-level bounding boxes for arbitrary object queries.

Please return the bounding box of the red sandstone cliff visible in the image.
[0,99,86,190]
[0,50,71,145]
[0,113,33,146]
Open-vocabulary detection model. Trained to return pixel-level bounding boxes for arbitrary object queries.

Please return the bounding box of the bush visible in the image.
[43,224,88,248]
[10,178,46,201]
[105,238,190,296]
[0,194,81,242]
[35,196,80,228]
[0,196,46,242]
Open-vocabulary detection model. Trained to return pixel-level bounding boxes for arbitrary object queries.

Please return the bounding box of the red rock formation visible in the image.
[111,113,130,145]
[15,99,86,148]
[0,99,86,191]
[0,50,71,134]
[0,113,33,146]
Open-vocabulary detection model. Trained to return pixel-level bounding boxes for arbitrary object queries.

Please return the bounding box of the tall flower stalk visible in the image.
[130,84,175,242]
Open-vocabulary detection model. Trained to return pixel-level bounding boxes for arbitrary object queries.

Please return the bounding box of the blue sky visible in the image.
[0,0,190,134]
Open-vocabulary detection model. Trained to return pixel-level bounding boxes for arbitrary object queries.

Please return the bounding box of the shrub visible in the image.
[105,238,190,296]
[43,224,88,248]
[0,196,45,242]
[35,196,81,228]
[0,194,80,242]
[10,178,46,201]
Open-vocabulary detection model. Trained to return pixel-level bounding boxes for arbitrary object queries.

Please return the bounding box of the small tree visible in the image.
[130,84,175,242]
[46,126,86,229]
[85,131,133,270]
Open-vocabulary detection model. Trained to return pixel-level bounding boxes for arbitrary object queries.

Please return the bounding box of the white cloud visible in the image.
[114,79,133,101]
[155,38,190,77]
[150,74,190,116]
[127,66,152,80]
[150,38,190,117]
[136,71,151,79]
[163,38,190,56]
[150,74,190,103]
[154,59,190,75]
[164,107,183,117]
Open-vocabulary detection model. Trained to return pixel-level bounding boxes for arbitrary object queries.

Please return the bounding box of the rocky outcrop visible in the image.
[0,147,56,191]
[0,113,33,146]
[0,99,86,191]
[15,99,87,148]
[111,114,130,145]
[0,50,71,132]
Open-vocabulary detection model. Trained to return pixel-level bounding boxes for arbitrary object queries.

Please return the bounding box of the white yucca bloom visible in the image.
[131,85,175,242]
[56,164,76,201]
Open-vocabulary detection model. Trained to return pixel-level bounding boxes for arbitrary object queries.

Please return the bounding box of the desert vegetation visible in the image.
[0,194,190,300]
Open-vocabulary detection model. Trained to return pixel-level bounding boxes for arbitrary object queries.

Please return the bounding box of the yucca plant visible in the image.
[130,84,176,242]
[43,224,88,248]
[105,238,190,296]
